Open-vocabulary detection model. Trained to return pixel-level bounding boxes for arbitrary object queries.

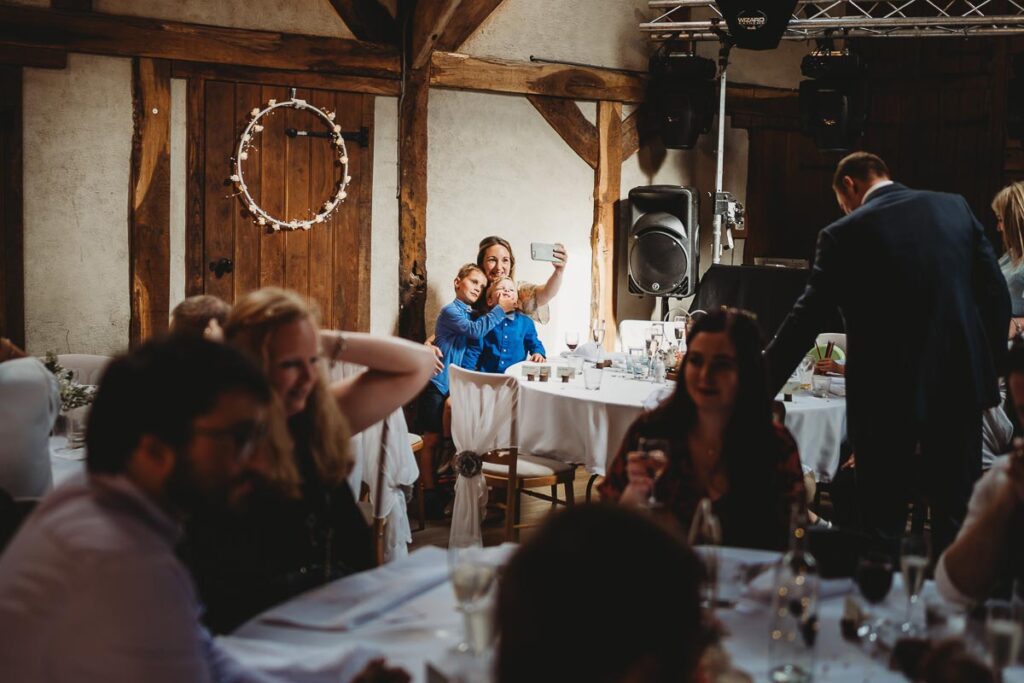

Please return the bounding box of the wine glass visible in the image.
[564,331,579,352]
[591,321,606,361]
[688,498,722,609]
[899,535,930,634]
[987,600,1022,683]
[636,437,670,507]
[672,315,688,353]
[856,553,894,606]
[448,542,496,655]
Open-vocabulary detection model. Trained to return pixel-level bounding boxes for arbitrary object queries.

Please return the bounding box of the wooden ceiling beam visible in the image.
[0,45,66,69]
[410,0,463,70]
[527,95,598,169]
[170,61,400,96]
[430,51,647,103]
[435,0,504,52]
[0,5,401,79]
[324,0,399,45]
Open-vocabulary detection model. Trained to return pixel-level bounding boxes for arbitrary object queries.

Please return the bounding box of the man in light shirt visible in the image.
[937,342,1024,604]
[0,353,58,498]
[0,336,283,682]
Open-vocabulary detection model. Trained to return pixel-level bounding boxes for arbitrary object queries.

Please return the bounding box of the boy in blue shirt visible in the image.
[466,277,546,374]
[415,265,515,492]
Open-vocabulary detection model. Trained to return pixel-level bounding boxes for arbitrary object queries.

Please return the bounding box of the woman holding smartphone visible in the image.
[600,308,805,550]
[475,235,567,323]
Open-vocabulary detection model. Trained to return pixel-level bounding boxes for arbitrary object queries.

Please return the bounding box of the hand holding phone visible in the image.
[531,242,558,262]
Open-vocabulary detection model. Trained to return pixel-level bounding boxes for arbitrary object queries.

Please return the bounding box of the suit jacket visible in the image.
[765,183,1009,437]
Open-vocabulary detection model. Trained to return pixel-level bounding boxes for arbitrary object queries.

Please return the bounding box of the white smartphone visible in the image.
[530,242,559,262]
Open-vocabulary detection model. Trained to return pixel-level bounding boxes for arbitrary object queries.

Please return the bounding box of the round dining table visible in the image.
[505,360,847,480]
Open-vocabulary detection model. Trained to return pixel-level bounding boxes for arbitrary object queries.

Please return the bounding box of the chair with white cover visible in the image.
[57,354,112,386]
[815,333,847,355]
[448,364,576,542]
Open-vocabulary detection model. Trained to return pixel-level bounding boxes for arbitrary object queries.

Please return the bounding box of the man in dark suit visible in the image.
[765,152,1010,555]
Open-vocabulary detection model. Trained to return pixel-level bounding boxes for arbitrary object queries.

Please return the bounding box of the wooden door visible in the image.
[187,78,373,332]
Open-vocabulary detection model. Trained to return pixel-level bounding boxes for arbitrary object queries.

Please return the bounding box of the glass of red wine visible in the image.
[856,553,894,605]
[564,331,579,352]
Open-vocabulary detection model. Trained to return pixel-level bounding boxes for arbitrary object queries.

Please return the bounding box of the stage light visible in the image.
[799,49,869,152]
[648,47,717,150]
[714,0,799,51]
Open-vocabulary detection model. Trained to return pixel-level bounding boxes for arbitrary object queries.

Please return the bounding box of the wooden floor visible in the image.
[408,468,601,551]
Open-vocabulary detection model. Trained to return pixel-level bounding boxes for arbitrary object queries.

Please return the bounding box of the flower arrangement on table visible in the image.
[43,352,97,412]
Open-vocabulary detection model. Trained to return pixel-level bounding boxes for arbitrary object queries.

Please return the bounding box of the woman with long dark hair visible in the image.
[600,308,805,550]
[475,235,566,323]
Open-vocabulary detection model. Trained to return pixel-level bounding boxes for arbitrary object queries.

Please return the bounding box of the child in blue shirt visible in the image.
[416,264,515,436]
[466,277,546,374]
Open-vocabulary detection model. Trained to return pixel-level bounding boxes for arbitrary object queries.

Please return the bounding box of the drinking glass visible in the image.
[564,331,579,352]
[798,357,814,391]
[987,600,1022,683]
[448,543,496,656]
[636,437,670,507]
[583,366,603,390]
[672,316,688,353]
[811,374,831,398]
[688,498,722,609]
[591,321,606,362]
[900,535,930,634]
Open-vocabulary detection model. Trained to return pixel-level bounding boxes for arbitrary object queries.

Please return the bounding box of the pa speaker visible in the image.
[715,0,799,50]
[624,186,700,297]
[648,54,717,150]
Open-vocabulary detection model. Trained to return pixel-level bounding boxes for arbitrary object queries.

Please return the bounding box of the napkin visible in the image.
[258,547,450,630]
[216,636,383,683]
[744,566,854,602]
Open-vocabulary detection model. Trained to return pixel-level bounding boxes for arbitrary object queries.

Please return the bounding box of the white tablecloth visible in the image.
[506,361,847,480]
[49,436,85,488]
[505,361,670,476]
[777,391,848,480]
[222,544,997,683]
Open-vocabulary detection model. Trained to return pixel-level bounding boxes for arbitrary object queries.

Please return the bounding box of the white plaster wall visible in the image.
[371,97,400,336]
[95,0,354,39]
[23,54,132,355]
[169,78,186,314]
[425,89,594,355]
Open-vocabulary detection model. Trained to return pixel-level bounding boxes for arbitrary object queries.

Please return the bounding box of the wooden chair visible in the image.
[449,364,576,542]
[408,433,426,531]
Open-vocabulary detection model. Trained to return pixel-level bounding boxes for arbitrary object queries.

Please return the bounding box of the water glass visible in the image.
[449,543,496,656]
[798,357,814,390]
[61,404,90,451]
[811,375,831,398]
[583,366,603,390]
[987,600,1022,683]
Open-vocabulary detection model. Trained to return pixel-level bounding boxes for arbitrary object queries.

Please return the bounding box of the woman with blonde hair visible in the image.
[181,287,435,633]
[994,181,1024,338]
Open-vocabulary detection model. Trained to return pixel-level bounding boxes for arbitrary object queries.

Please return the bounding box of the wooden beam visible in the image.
[129,57,171,347]
[170,61,400,96]
[621,107,640,160]
[0,67,24,349]
[430,51,646,103]
[592,101,621,351]
[527,95,598,169]
[325,0,399,45]
[184,77,205,297]
[411,0,463,71]
[435,0,504,52]
[51,0,92,10]
[0,45,65,69]
[398,67,429,342]
[0,5,401,79]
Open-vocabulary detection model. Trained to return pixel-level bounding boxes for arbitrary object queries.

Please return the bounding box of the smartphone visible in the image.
[530,242,559,262]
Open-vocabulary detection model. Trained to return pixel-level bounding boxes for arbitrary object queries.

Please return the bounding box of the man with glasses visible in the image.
[765,152,1010,556]
[0,336,282,682]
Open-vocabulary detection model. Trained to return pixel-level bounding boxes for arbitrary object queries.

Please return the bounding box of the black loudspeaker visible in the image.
[715,0,800,50]
[648,53,717,150]
[624,186,700,297]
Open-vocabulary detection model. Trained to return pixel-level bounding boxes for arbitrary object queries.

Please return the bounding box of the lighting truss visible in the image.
[641,0,1024,41]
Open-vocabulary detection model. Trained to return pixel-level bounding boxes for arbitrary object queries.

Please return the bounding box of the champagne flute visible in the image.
[637,437,670,507]
[564,331,579,352]
[987,600,1022,683]
[591,321,606,362]
[448,542,496,655]
[900,535,929,634]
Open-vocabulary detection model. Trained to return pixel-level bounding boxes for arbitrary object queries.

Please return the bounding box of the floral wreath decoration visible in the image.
[229,91,352,232]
